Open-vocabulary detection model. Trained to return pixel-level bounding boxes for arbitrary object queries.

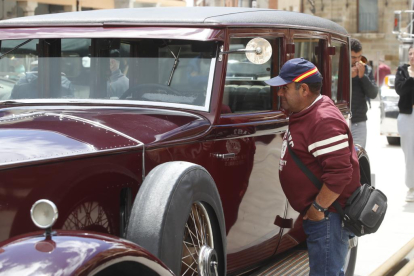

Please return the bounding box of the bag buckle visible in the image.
[344,214,350,221]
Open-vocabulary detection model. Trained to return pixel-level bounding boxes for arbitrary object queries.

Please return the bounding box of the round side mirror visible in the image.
[245,38,272,65]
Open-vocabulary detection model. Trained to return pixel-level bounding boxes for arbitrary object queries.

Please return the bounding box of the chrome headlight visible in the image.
[30,200,58,229]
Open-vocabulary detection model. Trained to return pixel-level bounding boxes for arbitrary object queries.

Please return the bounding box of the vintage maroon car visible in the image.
[0,7,371,276]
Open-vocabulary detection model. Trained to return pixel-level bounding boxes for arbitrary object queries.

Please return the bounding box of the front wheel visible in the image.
[126,162,226,276]
[182,202,220,276]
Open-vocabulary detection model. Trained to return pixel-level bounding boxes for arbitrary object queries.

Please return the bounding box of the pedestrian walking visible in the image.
[395,46,414,202]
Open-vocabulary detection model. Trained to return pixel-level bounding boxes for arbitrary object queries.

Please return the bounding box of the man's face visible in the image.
[408,48,414,65]
[109,58,119,73]
[277,82,303,112]
[351,51,362,66]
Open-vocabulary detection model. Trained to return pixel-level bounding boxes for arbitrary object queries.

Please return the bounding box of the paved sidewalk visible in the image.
[354,100,414,276]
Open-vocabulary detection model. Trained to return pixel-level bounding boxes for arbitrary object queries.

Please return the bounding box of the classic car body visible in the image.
[0,8,370,276]
[0,231,173,276]
[379,74,401,145]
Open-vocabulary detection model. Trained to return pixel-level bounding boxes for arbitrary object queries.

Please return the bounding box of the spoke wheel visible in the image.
[62,201,111,233]
[126,162,226,276]
[181,202,216,276]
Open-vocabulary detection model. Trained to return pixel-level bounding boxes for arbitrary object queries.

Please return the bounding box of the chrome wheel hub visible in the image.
[181,202,215,276]
[198,245,218,276]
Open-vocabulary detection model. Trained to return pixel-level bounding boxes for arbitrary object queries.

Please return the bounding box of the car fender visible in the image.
[0,230,175,276]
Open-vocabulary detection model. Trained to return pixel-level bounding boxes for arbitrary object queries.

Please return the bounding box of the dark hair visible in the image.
[295,82,322,94]
[351,38,362,52]
[109,49,121,60]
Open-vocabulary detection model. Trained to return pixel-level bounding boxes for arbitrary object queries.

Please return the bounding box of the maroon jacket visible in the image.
[279,95,361,214]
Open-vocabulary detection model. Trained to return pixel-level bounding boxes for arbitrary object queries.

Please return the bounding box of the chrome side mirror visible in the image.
[219,37,272,64]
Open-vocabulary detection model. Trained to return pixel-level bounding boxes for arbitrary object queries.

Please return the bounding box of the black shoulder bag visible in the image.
[287,144,387,237]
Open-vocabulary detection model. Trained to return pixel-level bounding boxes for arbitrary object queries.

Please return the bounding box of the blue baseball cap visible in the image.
[265,58,323,86]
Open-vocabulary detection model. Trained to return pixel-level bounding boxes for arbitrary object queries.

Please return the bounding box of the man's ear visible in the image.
[301,83,311,97]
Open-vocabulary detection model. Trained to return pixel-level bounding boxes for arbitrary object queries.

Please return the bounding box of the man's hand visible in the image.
[303,204,325,221]
[356,62,365,78]
[304,185,340,221]
[351,66,358,78]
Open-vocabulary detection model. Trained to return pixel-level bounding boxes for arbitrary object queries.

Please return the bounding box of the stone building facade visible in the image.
[280,0,412,71]
[0,0,186,19]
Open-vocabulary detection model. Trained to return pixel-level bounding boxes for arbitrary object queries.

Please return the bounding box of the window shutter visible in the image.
[359,0,378,32]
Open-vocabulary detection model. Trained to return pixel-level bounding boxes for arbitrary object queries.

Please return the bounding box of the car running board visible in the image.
[250,250,309,276]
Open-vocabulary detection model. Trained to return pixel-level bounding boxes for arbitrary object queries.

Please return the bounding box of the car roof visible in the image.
[0,7,347,35]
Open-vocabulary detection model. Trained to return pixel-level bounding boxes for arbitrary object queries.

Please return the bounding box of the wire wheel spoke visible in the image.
[181,202,214,276]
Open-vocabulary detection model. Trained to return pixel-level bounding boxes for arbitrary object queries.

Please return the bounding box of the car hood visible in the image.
[0,106,210,169]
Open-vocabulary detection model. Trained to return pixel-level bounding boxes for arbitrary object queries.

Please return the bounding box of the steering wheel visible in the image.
[119,83,180,100]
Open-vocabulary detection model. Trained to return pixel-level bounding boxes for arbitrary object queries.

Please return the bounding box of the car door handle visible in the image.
[212,153,235,159]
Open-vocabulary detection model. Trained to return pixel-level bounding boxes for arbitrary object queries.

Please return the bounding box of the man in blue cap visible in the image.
[265,58,361,275]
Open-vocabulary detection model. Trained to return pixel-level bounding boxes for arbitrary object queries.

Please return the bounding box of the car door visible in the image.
[209,31,289,274]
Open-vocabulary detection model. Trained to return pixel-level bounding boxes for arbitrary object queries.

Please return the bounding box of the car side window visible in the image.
[293,37,324,70]
[331,40,347,102]
[293,37,326,93]
[222,37,280,114]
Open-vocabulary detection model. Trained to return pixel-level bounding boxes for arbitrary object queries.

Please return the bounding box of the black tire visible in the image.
[126,161,226,276]
[387,136,401,145]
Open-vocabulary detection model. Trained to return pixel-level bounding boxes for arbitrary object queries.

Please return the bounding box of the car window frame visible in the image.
[329,34,351,111]
[0,30,225,112]
[290,30,329,97]
[218,28,288,125]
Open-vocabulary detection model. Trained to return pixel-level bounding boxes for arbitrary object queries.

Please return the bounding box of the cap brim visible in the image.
[264,76,291,86]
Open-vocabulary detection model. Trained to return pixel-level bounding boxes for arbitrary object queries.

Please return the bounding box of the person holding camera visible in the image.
[350,38,378,149]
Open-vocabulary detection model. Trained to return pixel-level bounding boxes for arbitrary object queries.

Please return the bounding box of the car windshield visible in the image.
[0,38,217,111]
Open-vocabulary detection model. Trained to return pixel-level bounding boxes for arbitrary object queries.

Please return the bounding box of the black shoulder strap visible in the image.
[287,143,344,216]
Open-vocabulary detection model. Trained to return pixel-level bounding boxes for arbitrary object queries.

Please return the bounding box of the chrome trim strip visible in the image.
[213,125,288,142]
[44,112,143,145]
[203,57,216,111]
[89,256,173,276]
[0,98,210,112]
[142,144,146,181]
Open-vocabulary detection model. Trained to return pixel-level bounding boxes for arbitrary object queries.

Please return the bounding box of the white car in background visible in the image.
[380,74,400,145]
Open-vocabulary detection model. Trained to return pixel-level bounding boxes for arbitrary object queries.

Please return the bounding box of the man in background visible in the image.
[350,38,378,149]
[107,49,129,99]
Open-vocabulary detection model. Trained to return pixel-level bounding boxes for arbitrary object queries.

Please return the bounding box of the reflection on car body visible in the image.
[380,74,401,145]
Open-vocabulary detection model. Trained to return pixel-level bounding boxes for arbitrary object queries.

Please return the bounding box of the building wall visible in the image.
[301,0,409,71]
[277,0,300,12]
[0,0,185,19]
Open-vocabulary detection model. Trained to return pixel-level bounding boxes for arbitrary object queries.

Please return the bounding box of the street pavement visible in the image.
[354,99,414,276]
